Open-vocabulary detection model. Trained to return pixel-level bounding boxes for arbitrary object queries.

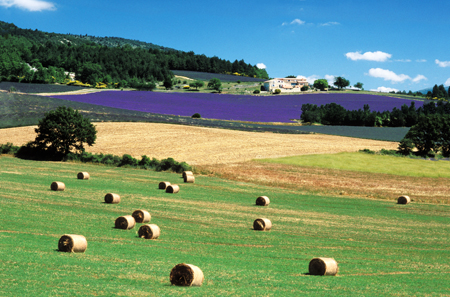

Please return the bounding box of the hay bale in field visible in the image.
[184,175,195,183]
[77,172,90,180]
[132,209,151,223]
[182,171,193,179]
[253,218,272,231]
[170,263,204,286]
[159,181,171,190]
[51,181,65,191]
[58,234,87,253]
[309,257,338,276]
[115,215,136,230]
[397,195,411,204]
[256,196,270,206]
[138,224,160,239]
[104,193,120,204]
[166,184,180,194]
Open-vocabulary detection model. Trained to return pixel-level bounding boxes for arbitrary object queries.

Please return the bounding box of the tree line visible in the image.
[300,100,450,127]
[0,21,268,87]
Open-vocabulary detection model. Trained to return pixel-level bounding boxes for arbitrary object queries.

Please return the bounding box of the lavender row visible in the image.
[51,91,424,123]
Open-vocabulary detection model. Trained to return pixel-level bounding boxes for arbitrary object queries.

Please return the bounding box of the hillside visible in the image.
[0,20,171,51]
[0,20,269,85]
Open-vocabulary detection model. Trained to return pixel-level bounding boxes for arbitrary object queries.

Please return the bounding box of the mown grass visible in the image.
[258,152,450,178]
[0,155,449,296]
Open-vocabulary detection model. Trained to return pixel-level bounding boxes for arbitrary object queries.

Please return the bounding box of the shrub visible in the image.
[253,90,260,94]
[119,154,138,167]
[274,89,281,94]
[191,113,201,119]
[359,149,375,154]
[0,143,19,155]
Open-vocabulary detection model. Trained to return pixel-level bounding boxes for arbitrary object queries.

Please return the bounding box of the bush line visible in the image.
[0,143,191,173]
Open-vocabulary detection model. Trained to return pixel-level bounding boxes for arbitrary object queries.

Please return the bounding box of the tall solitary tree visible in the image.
[33,106,97,157]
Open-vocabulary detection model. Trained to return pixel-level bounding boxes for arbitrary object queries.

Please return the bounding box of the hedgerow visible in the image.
[0,143,191,173]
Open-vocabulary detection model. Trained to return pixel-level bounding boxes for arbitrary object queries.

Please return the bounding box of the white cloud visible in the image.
[282,18,306,26]
[370,86,399,93]
[319,22,340,26]
[324,74,335,85]
[412,75,427,83]
[0,0,55,11]
[367,68,411,83]
[256,63,266,69]
[416,59,427,63]
[297,75,319,85]
[445,78,450,86]
[436,59,450,67]
[395,59,411,62]
[290,18,305,25]
[345,51,392,62]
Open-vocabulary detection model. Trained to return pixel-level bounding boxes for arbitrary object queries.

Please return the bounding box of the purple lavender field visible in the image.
[51,91,424,123]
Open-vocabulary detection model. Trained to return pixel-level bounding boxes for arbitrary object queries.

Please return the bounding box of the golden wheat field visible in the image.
[0,122,398,165]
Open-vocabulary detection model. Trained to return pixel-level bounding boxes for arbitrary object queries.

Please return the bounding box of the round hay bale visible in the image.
[115,215,136,230]
[170,263,204,286]
[58,234,87,253]
[105,193,120,204]
[166,184,180,194]
[182,171,193,179]
[77,172,90,180]
[159,181,171,190]
[256,196,270,206]
[51,181,65,191]
[132,209,151,223]
[309,257,338,276]
[184,175,195,183]
[397,195,411,204]
[253,218,272,231]
[138,224,160,239]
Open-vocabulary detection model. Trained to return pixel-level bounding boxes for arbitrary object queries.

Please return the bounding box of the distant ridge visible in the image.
[0,20,174,51]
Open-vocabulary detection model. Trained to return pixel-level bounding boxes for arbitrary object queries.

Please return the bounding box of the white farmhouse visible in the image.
[263,77,309,93]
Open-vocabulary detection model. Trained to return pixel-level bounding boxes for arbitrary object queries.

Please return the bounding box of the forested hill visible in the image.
[0,20,171,51]
[0,20,269,86]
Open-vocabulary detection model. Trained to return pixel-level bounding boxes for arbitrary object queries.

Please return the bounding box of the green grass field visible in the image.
[1,155,449,296]
[259,152,450,178]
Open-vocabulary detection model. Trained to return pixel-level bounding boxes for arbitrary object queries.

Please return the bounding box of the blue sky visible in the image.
[1,0,449,92]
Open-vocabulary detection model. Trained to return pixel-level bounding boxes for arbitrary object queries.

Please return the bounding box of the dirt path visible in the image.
[0,122,398,165]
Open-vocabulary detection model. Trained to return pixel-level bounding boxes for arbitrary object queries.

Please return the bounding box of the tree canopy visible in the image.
[207,78,222,92]
[33,106,97,157]
[313,79,328,91]
[333,76,350,90]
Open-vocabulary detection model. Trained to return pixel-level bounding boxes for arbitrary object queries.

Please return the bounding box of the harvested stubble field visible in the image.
[4,122,450,204]
[0,122,398,165]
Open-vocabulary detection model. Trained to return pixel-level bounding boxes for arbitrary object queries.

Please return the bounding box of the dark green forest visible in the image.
[0,21,269,86]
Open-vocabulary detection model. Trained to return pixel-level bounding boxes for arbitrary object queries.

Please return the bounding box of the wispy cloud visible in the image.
[345,51,392,62]
[367,68,426,83]
[395,59,411,62]
[436,59,450,67]
[445,78,450,86]
[416,59,427,63]
[256,63,266,69]
[283,18,305,26]
[319,22,340,26]
[0,0,55,11]
[412,75,427,83]
[370,86,399,93]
